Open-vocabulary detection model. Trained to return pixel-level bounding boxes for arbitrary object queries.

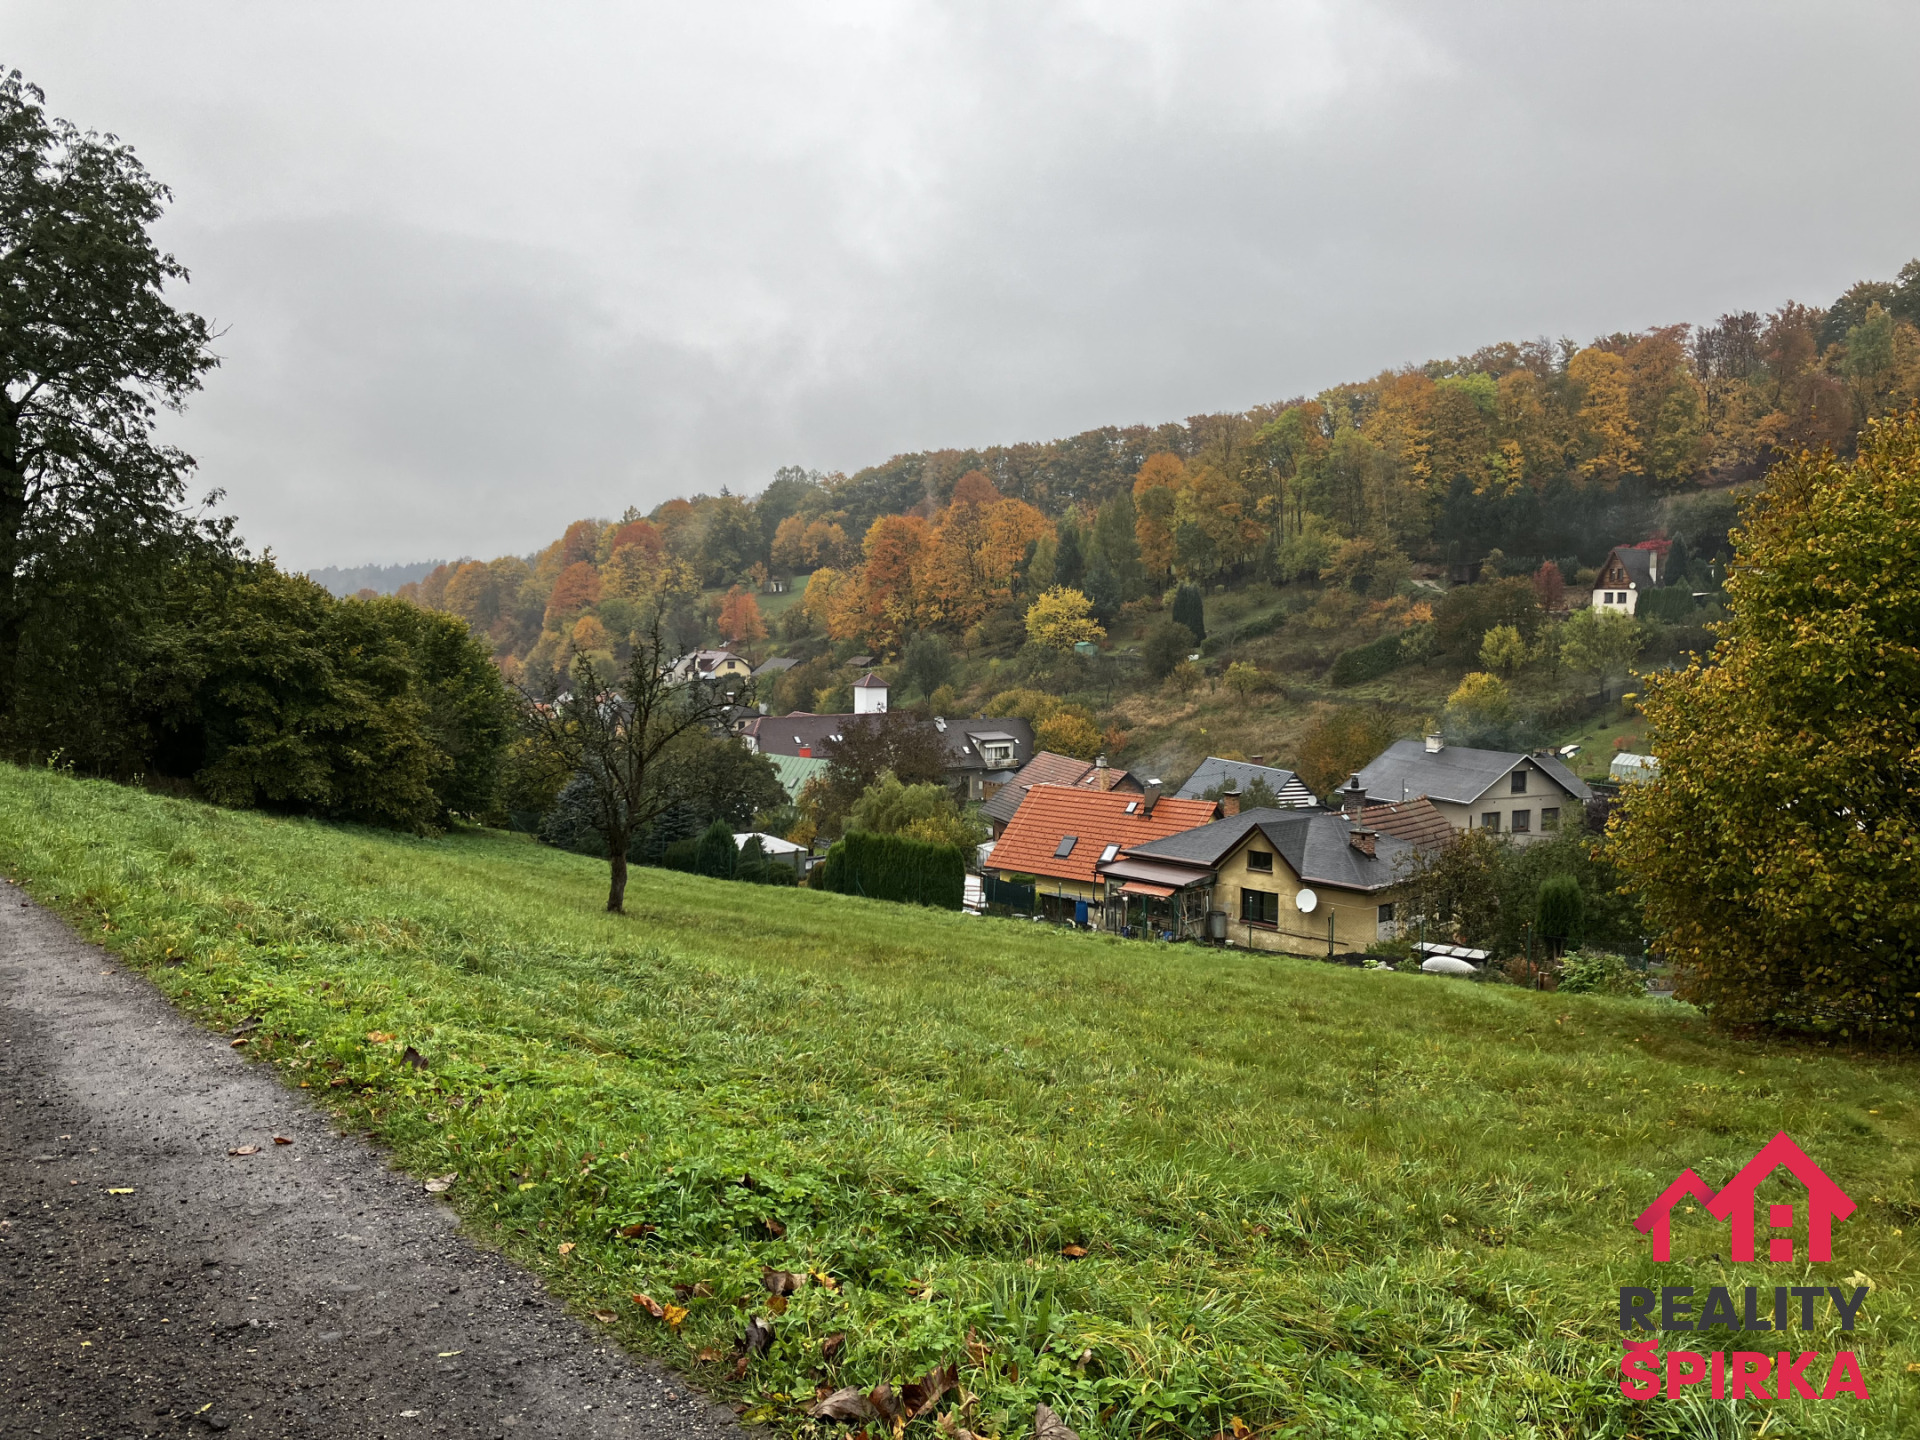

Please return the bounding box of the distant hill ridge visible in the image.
[309,561,446,598]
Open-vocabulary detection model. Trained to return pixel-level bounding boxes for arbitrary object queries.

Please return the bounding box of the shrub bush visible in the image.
[1329,631,1404,685]
[1557,949,1644,997]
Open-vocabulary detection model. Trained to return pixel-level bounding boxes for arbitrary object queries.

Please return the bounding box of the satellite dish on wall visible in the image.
[1294,888,1318,914]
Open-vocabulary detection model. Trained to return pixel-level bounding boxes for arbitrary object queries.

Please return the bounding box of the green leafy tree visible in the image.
[0,70,218,726]
[1559,605,1643,699]
[1141,617,1193,680]
[848,771,985,850]
[1611,414,1920,1040]
[898,633,956,698]
[1224,660,1263,700]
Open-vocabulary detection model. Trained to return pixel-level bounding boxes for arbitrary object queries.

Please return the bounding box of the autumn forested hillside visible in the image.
[392,262,1920,708]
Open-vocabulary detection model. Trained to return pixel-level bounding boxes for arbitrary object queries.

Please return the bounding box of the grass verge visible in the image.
[1,764,1914,1438]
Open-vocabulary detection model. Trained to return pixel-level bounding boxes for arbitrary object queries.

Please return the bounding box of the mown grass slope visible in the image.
[1,764,1914,1439]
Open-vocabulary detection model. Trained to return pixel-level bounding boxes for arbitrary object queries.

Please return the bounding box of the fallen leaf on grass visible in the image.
[366,1031,395,1044]
[744,1316,774,1355]
[822,1331,845,1361]
[1843,1270,1877,1293]
[619,1223,657,1239]
[807,1387,876,1421]
[592,1309,618,1324]
[811,1269,840,1291]
[663,1303,688,1327]
[229,1038,250,1048]
[400,1046,427,1070]
[766,1295,788,1315]
[632,1294,666,1319]
[696,1347,726,1363]
[964,1330,990,1367]
[272,1136,292,1146]
[1035,1403,1080,1440]
[901,1363,959,1419]
[939,1414,986,1440]
[228,1146,260,1157]
[1058,1244,1088,1259]
[867,1383,901,1424]
[558,1243,575,1256]
[671,1282,711,1301]
[762,1267,806,1295]
[423,1174,456,1194]
[761,1217,786,1237]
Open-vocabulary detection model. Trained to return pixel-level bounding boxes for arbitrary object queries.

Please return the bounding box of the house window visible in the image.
[1124,801,1139,814]
[1246,850,1273,873]
[1482,812,1501,832]
[1055,835,1078,858]
[1511,810,1531,833]
[1377,902,1395,923]
[1098,843,1119,863]
[984,743,1013,765]
[1541,807,1561,830]
[1241,888,1279,926]
[1510,770,1527,794]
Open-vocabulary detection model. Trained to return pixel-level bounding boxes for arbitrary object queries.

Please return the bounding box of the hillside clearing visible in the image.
[1,764,1913,1439]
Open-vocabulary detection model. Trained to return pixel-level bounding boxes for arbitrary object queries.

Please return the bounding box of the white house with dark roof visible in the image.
[1351,735,1591,842]
[1593,544,1662,615]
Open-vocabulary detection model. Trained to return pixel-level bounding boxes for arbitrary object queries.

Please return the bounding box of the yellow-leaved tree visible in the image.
[1611,413,1920,1041]
[1023,587,1104,651]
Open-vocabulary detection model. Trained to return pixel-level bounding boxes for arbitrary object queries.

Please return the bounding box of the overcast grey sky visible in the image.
[5,2,1917,568]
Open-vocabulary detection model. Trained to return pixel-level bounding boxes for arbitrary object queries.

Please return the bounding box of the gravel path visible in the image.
[0,880,743,1440]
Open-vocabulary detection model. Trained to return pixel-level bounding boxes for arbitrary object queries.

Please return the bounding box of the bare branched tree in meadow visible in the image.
[520,610,747,913]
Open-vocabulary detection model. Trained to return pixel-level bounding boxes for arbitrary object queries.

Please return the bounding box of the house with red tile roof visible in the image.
[981,751,1143,837]
[988,782,1217,924]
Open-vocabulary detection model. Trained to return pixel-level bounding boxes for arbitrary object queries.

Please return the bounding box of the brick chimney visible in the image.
[1340,774,1367,820]
[1349,826,1377,858]
[1093,754,1110,791]
[1249,755,1266,766]
[1219,779,1240,818]
[1142,779,1163,817]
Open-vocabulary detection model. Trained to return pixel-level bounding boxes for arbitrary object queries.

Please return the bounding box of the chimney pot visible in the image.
[1349,827,1377,858]
[1424,733,1444,754]
[1340,774,1367,819]
[1143,779,1163,816]
[1219,779,1240,818]
[1249,755,1265,766]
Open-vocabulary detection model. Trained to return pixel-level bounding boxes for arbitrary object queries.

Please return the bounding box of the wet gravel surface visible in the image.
[0,880,742,1439]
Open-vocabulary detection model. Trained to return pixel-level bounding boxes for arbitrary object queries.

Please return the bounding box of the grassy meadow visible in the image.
[1,763,1915,1439]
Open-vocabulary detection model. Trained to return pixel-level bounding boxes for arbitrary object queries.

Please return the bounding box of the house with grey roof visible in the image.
[1351,735,1591,842]
[1593,544,1663,616]
[1107,805,1429,954]
[1174,756,1318,809]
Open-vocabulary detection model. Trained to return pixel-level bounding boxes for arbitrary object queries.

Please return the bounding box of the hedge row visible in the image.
[815,830,965,909]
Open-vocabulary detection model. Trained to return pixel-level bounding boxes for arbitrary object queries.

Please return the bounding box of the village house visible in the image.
[1592,539,1669,615]
[664,648,753,686]
[1108,794,1447,953]
[987,781,1217,926]
[982,751,1143,838]
[1351,735,1590,841]
[735,710,1035,802]
[1174,756,1319,808]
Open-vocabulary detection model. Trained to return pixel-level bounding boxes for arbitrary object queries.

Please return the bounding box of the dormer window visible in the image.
[1055,835,1078,858]
[1510,770,1527,794]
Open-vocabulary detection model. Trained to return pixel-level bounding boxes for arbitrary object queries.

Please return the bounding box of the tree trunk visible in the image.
[607,851,628,914]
